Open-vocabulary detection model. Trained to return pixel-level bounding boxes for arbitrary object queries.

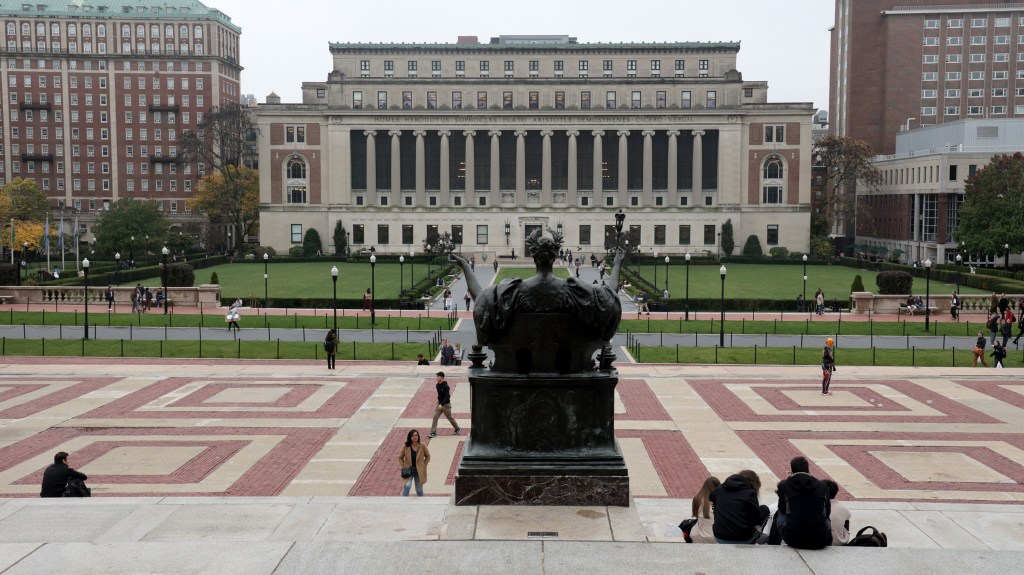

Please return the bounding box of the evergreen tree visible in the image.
[721,219,735,256]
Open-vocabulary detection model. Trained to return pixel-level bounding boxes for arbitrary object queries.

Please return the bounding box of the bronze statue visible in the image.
[453,228,625,374]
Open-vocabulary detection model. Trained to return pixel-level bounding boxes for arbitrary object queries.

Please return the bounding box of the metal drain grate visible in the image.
[527,531,559,538]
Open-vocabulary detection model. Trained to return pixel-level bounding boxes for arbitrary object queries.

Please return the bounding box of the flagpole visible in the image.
[59,215,65,272]
[45,215,51,273]
[8,219,13,265]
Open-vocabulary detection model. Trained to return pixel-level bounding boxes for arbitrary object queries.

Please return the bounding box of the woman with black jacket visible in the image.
[710,469,770,544]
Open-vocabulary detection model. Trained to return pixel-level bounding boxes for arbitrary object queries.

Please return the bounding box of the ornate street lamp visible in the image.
[802,254,808,304]
[924,258,932,332]
[410,249,415,295]
[330,265,339,332]
[129,235,134,261]
[685,253,691,321]
[399,255,405,298]
[664,255,670,295]
[114,252,121,286]
[719,264,727,347]
[504,221,511,246]
[1005,243,1011,271]
[161,246,169,315]
[614,209,625,245]
[653,250,658,288]
[22,241,28,282]
[955,253,962,295]
[82,258,90,340]
[369,254,377,328]
[263,252,269,309]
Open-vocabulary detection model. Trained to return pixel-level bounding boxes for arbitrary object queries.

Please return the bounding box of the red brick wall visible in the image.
[750,124,764,146]
[270,124,284,146]
[748,151,761,205]
[787,155,801,204]
[307,123,321,146]
[786,123,801,146]
[308,155,322,204]
[270,155,281,204]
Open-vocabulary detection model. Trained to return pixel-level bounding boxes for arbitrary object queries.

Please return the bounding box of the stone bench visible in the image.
[898,304,937,316]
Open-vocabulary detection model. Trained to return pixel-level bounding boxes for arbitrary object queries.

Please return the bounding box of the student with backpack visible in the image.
[991,340,1007,368]
[768,456,832,550]
[324,329,339,370]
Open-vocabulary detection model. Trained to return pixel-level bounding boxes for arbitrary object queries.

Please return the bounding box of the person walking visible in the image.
[1000,317,1013,348]
[397,430,431,497]
[40,451,88,498]
[226,299,241,333]
[991,340,1007,368]
[324,329,339,370]
[973,332,988,367]
[493,259,498,273]
[821,338,836,396]
[439,338,455,366]
[950,291,960,320]
[363,288,373,311]
[464,292,472,311]
[987,312,1000,345]
[815,288,825,315]
[105,285,115,311]
[428,371,461,438]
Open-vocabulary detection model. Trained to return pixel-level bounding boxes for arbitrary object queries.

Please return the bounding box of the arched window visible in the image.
[51,23,59,35]
[21,22,30,35]
[97,24,105,37]
[121,24,130,37]
[194,25,203,39]
[165,24,173,37]
[136,24,144,37]
[67,23,76,36]
[35,22,44,35]
[761,157,784,204]
[286,157,308,203]
[150,24,158,37]
[179,25,188,37]
[82,24,91,37]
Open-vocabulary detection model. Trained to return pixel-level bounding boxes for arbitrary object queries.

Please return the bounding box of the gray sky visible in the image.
[211,0,835,112]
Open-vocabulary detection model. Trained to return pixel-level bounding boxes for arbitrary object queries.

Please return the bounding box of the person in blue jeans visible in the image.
[397,430,431,496]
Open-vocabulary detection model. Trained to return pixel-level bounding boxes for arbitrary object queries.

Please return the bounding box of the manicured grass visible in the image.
[632,262,990,299]
[633,345,1022,368]
[0,310,452,331]
[134,261,451,299]
[0,338,432,361]
[618,317,1010,337]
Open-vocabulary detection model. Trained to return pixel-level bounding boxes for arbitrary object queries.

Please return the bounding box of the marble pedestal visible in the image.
[454,368,629,506]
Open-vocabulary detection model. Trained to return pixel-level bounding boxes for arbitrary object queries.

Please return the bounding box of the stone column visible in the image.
[414,130,426,205]
[617,130,630,197]
[389,130,402,198]
[567,130,579,205]
[439,130,451,201]
[692,129,705,196]
[515,130,527,198]
[489,130,501,195]
[642,129,655,205]
[666,130,679,195]
[364,130,377,195]
[592,130,605,196]
[540,129,553,205]
[464,130,476,195]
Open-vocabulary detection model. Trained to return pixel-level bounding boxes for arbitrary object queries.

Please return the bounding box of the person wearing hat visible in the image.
[821,338,836,396]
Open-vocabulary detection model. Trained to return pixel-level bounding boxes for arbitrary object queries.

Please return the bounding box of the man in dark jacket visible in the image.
[428,372,461,438]
[40,451,87,498]
[773,456,832,549]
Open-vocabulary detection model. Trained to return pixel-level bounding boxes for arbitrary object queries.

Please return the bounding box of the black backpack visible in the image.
[846,526,886,547]
[63,477,91,498]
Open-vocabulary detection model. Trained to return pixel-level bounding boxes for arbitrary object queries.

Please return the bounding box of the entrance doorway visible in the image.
[524,224,542,256]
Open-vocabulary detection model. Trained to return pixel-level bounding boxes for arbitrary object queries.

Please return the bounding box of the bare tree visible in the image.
[813,135,883,237]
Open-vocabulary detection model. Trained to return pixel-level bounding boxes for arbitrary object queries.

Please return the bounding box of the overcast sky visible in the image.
[210,0,835,113]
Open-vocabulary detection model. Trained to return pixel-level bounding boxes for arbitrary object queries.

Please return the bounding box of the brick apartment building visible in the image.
[831,0,1024,155]
[0,0,241,241]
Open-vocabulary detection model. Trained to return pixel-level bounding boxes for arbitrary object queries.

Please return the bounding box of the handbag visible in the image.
[678,518,698,543]
[400,466,413,479]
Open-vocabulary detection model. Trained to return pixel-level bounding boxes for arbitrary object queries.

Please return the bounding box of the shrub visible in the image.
[165,263,195,288]
[288,245,304,256]
[721,219,735,256]
[333,220,348,256]
[851,274,865,292]
[302,228,323,256]
[768,247,789,259]
[0,263,19,285]
[210,272,220,285]
[254,246,276,259]
[875,270,913,294]
[742,235,763,257]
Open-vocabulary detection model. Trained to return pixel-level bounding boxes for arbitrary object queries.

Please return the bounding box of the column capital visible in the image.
[566,130,580,137]
[488,130,502,138]
[666,130,681,137]
[388,130,402,137]
[412,130,427,137]
[438,130,452,137]
[692,129,706,137]
[642,130,656,137]
[591,130,605,137]
[617,130,631,137]
[463,130,477,138]
[539,130,554,137]
[363,130,377,138]
[514,130,528,137]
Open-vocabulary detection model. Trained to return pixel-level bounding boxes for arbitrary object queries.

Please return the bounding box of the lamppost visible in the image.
[369,254,376,327]
[1005,243,1010,271]
[685,252,691,321]
[263,252,269,309]
[22,241,28,282]
[614,209,625,245]
[426,244,432,279]
[664,255,670,295]
[161,246,169,315]
[955,253,962,294]
[114,252,121,285]
[330,266,338,332]
[457,231,463,256]
[129,235,134,261]
[82,257,90,340]
[653,250,658,288]
[719,264,727,348]
[409,249,415,295]
[924,258,932,332]
[802,254,808,304]
[399,255,405,298]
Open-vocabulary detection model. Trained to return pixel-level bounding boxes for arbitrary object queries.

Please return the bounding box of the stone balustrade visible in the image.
[850,292,1021,315]
[0,284,222,308]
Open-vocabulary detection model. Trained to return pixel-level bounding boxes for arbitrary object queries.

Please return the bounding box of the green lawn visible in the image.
[0,310,452,331]
[631,262,989,299]
[633,346,1022,368]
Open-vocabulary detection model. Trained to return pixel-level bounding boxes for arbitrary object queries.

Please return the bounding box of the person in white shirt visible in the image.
[823,479,851,546]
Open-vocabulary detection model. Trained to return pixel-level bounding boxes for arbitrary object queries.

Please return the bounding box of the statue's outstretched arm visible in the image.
[606,248,626,291]
[452,254,484,300]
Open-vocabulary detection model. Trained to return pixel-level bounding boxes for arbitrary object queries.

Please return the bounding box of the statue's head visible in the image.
[526,228,563,267]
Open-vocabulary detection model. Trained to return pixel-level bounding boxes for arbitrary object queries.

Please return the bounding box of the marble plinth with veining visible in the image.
[454,474,630,506]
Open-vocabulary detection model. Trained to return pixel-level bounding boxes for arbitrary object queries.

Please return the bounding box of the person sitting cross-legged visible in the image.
[768,456,832,550]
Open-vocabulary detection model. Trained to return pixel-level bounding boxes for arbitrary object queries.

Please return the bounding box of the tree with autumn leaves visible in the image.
[179,102,260,254]
[0,177,51,253]
[813,135,883,237]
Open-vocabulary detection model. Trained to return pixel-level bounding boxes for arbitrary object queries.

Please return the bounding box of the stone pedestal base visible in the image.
[455,473,629,506]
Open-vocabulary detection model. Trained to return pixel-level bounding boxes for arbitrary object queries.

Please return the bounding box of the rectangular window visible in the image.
[377,224,389,245]
[606,91,616,109]
[675,59,685,71]
[384,60,394,72]
[948,18,963,28]
[479,60,489,71]
[604,59,614,71]
[971,17,986,27]
[923,54,938,64]
[945,71,961,81]
[431,60,441,72]
[703,224,716,245]
[580,91,591,110]
[291,224,302,244]
[452,91,462,109]
[401,225,414,245]
[377,91,388,109]
[427,91,437,109]
[352,224,365,244]
[945,88,960,98]
[922,89,937,98]
[529,60,539,72]
[631,91,641,109]
[554,91,564,109]
[922,106,937,115]
[922,72,938,81]
[455,60,465,71]
[285,126,306,143]
[767,225,779,246]
[924,19,939,29]
[578,60,588,71]
[656,91,666,109]
[681,91,692,109]
[504,60,513,72]
[679,225,691,245]
[352,91,363,109]
[402,91,412,109]
[407,60,417,71]
[923,37,938,46]
[477,91,487,110]
[653,225,666,245]
[650,59,661,71]
[503,92,513,109]
[706,90,717,109]
[947,36,962,46]
[579,225,591,245]
[946,53,962,63]
[554,60,564,72]
[970,53,985,63]
[971,36,986,45]
[529,91,539,110]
